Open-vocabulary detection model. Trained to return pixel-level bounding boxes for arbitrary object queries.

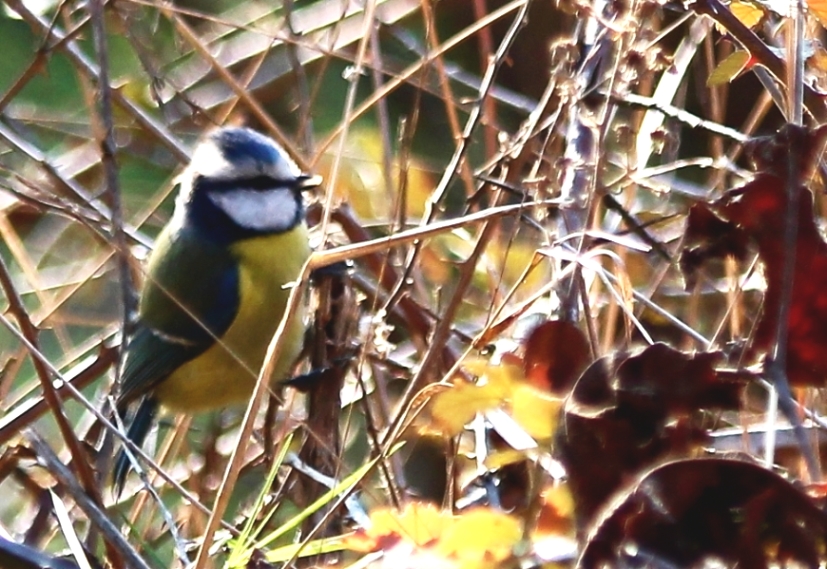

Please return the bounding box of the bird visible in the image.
[113,126,320,493]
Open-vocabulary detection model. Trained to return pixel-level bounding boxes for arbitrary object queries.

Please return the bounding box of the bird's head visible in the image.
[175,127,321,241]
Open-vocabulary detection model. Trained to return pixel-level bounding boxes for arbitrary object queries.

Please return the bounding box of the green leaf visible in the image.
[707,50,751,86]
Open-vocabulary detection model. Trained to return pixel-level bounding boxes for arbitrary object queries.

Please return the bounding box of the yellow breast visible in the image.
[155,225,311,411]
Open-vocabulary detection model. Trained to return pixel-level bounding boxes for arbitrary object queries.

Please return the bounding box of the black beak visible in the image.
[295,174,323,191]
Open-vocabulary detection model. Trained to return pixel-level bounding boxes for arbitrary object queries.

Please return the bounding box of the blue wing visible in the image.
[117,223,240,404]
[113,223,240,492]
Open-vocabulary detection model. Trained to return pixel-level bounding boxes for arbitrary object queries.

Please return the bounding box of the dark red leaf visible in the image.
[523,320,590,395]
[555,344,744,529]
[684,124,827,385]
[615,342,739,412]
[680,201,749,289]
[579,458,827,568]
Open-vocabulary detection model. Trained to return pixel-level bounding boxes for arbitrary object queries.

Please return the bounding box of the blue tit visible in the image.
[113,127,319,492]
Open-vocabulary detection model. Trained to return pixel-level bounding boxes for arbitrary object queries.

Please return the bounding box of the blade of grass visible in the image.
[226,444,402,568]
[225,431,295,568]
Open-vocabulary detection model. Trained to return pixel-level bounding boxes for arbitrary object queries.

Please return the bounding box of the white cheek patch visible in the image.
[208,188,298,232]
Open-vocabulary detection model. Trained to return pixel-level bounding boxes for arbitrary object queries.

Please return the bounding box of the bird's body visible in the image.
[148,226,309,410]
[113,127,317,490]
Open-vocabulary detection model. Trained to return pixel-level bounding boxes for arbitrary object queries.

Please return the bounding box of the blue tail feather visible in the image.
[113,397,158,496]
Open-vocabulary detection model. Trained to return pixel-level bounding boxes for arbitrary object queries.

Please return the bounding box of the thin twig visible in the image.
[25,431,151,569]
[5,0,189,161]
[89,0,137,347]
[0,256,100,500]
[767,37,820,477]
[690,0,827,121]
[311,0,531,164]
[0,310,229,529]
[318,0,379,241]
[0,347,117,445]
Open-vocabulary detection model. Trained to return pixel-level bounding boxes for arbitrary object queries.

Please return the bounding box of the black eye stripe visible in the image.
[194,175,302,192]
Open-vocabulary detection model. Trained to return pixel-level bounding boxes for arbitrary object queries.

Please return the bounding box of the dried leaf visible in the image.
[680,201,749,289]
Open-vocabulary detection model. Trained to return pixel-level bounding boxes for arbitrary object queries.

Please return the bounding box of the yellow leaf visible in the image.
[345,504,522,569]
[436,509,521,566]
[730,1,764,28]
[483,239,549,294]
[382,502,452,547]
[714,1,763,33]
[433,358,560,438]
[461,358,494,378]
[533,485,575,537]
[707,50,751,86]
[531,485,578,564]
[483,449,530,470]
[811,0,827,28]
[431,380,510,436]
[510,384,563,441]
[431,361,519,435]
[343,502,452,552]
